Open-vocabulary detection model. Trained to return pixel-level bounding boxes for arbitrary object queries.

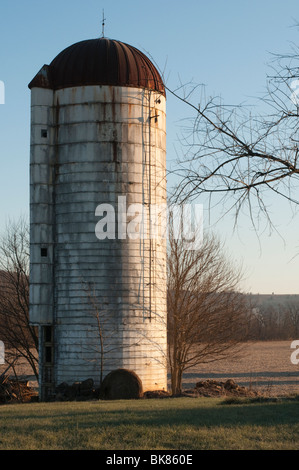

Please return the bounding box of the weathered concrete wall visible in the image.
[30,84,167,392]
[29,88,55,325]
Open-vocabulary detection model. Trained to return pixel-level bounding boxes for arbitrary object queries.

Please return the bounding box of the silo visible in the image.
[28,37,167,400]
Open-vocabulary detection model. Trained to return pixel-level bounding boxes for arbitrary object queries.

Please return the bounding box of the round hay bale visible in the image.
[99,369,143,400]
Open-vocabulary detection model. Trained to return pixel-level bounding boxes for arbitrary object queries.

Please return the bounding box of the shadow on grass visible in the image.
[2,398,298,431]
[89,400,299,429]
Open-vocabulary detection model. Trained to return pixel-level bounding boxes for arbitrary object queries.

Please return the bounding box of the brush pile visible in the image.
[192,379,260,397]
[0,374,38,403]
[0,359,38,404]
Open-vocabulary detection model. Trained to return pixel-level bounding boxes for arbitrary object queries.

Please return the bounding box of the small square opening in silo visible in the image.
[41,129,48,138]
[41,247,48,257]
[44,326,52,343]
[45,346,52,363]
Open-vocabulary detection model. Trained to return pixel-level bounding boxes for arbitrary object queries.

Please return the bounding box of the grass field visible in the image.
[1,341,299,451]
[0,396,299,450]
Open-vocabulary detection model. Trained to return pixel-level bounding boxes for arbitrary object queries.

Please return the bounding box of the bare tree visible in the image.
[166,44,299,229]
[83,282,107,386]
[0,218,38,380]
[285,300,299,338]
[167,217,249,395]
[83,281,144,387]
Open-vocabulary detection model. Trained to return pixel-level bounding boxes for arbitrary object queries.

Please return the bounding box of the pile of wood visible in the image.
[55,378,97,401]
[193,379,260,397]
[0,360,38,404]
[0,374,38,403]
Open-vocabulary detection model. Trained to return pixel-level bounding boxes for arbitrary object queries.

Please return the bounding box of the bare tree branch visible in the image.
[0,218,38,380]
[167,213,249,395]
[166,48,299,230]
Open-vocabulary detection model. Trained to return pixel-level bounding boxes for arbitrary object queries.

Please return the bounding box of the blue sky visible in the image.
[0,0,299,294]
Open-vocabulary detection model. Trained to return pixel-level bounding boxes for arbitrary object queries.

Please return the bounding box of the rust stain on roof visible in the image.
[28,38,165,96]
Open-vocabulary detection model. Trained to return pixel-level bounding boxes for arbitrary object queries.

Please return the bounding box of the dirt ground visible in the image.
[179,341,299,397]
[1,341,299,397]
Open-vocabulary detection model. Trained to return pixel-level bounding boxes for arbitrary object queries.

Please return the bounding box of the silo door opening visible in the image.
[41,325,54,401]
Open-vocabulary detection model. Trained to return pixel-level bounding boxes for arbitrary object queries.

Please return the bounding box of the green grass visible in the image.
[0,396,298,450]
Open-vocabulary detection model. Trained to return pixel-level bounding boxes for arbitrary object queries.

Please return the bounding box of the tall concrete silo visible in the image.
[28,37,167,400]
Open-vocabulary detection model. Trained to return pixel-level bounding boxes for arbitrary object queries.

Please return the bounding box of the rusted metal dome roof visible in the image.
[28,38,165,95]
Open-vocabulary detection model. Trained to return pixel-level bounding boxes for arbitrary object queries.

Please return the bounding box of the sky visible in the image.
[0,0,299,294]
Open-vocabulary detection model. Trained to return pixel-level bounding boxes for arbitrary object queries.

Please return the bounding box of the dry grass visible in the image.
[1,341,299,397]
[180,341,299,397]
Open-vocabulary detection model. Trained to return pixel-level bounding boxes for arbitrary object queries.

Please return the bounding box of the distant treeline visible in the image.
[245,294,299,340]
